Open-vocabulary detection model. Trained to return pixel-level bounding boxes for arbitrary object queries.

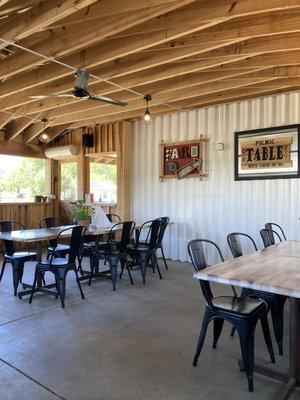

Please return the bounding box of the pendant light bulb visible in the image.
[39,118,49,143]
[143,94,152,122]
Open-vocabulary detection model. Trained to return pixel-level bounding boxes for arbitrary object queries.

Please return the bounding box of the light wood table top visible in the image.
[194,240,300,299]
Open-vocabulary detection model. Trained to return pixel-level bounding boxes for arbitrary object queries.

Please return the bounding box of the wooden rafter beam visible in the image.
[23,65,300,121]
[36,76,300,127]
[0,0,297,88]
[5,116,36,141]
[0,0,195,79]
[0,0,99,50]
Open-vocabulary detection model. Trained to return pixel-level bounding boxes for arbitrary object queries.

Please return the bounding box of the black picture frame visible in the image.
[234,124,300,181]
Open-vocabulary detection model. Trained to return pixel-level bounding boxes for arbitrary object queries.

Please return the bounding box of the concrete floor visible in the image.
[0,256,299,400]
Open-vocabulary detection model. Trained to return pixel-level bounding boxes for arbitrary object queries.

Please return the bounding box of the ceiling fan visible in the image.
[30,68,127,106]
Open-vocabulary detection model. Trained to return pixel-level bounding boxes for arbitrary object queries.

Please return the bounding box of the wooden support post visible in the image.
[116,121,132,220]
[77,136,90,201]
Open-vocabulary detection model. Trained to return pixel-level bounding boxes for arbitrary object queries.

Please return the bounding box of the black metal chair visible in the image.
[89,221,135,290]
[106,213,121,223]
[29,226,85,308]
[260,228,282,247]
[126,219,164,284]
[227,232,287,355]
[188,239,275,392]
[39,217,70,259]
[265,222,287,241]
[0,220,37,296]
[138,217,170,269]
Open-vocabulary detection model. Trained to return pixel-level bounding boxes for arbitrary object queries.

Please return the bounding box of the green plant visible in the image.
[72,201,94,221]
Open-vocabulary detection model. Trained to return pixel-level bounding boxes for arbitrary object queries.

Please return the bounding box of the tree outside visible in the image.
[0,155,45,202]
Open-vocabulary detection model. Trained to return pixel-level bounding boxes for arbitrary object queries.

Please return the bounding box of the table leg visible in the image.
[238,298,300,399]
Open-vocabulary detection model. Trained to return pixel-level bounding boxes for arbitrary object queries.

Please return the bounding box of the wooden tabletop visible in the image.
[0,220,173,243]
[0,225,114,243]
[193,240,300,299]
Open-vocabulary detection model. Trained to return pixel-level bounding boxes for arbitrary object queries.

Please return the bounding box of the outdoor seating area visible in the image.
[0,1,300,399]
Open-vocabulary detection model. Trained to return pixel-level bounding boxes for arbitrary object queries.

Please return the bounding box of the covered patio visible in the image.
[0,1,299,399]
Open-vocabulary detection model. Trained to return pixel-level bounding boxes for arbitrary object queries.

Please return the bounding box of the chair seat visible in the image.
[5,251,37,260]
[38,258,70,268]
[94,250,123,260]
[212,296,265,315]
[48,243,70,252]
[127,245,151,253]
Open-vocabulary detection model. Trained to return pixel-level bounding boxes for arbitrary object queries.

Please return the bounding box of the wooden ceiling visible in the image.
[0,0,299,147]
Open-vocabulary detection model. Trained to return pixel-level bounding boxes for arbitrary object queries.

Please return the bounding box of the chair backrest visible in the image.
[188,239,224,308]
[39,217,63,228]
[39,217,63,247]
[51,225,85,264]
[227,232,258,258]
[265,222,287,241]
[260,228,282,248]
[0,220,25,256]
[106,213,121,223]
[107,221,135,253]
[156,216,170,246]
[147,219,165,250]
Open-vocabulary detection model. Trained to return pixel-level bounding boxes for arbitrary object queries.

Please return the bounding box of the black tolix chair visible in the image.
[89,221,135,290]
[260,228,283,247]
[227,232,287,355]
[188,239,275,392]
[0,220,37,296]
[265,222,287,241]
[39,217,70,259]
[29,226,85,308]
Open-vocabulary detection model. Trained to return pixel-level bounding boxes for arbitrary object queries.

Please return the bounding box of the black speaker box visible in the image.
[83,133,94,148]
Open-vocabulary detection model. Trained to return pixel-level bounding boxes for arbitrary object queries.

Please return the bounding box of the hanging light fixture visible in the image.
[39,118,50,142]
[143,94,152,122]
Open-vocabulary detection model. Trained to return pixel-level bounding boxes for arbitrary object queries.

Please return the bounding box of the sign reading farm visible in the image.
[160,137,205,180]
[235,125,300,181]
[241,137,293,170]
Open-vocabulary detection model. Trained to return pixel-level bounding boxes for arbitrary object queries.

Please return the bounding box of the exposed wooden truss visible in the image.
[0,0,298,147]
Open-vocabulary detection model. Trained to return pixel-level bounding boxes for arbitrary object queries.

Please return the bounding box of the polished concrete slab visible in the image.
[0,256,298,400]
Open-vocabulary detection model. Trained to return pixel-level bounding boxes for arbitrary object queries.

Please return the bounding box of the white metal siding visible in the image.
[131,92,300,262]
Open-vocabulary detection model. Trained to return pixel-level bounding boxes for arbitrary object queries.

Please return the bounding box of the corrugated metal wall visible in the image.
[131,92,300,262]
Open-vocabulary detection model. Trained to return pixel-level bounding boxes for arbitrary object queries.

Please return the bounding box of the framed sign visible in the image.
[160,137,205,180]
[234,124,300,181]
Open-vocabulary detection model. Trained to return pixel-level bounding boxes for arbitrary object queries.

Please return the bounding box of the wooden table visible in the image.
[0,225,115,298]
[194,240,300,400]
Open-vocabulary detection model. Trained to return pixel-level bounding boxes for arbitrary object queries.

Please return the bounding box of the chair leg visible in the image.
[119,258,125,279]
[193,310,210,366]
[126,262,134,285]
[73,268,85,300]
[230,327,236,337]
[152,255,162,280]
[0,259,7,282]
[237,326,255,392]
[260,313,275,363]
[139,253,148,284]
[213,318,224,349]
[29,270,39,304]
[108,257,118,291]
[160,245,168,270]
[270,299,286,355]
[88,257,95,286]
[12,263,20,296]
[19,261,24,284]
[56,271,67,308]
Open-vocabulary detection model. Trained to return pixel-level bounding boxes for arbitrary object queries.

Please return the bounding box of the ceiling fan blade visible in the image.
[29,94,74,99]
[88,94,127,106]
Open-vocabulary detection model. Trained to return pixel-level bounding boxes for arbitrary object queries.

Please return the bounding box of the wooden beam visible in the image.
[5,117,36,141]
[0,0,99,49]
[23,65,300,121]
[0,0,296,89]
[0,0,195,79]
[1,27,300,114]
[0,140,44,158]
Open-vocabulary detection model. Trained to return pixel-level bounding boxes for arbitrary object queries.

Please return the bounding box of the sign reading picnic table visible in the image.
[235,124,300,181]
